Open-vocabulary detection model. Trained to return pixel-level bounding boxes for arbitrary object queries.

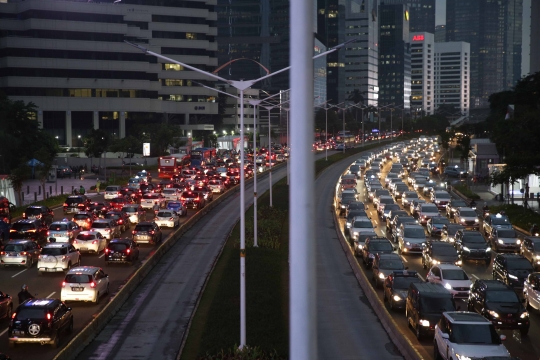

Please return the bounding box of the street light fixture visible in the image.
[124,36,353,350]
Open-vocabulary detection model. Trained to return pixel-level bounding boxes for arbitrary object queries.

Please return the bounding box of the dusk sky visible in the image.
[436,0,446,25]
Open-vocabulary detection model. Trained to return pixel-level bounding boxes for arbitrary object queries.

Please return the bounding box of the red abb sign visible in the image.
[412,34,424,41]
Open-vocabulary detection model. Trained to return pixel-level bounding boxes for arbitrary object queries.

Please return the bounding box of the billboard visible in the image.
[143,143,150,156]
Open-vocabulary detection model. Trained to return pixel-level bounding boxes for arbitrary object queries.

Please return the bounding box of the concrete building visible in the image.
[434,41,470,116]
[379,0,435,33]
[0,0,219,147]
[435,24,446,43]
[522,0,540,75]
[409,32,434,115]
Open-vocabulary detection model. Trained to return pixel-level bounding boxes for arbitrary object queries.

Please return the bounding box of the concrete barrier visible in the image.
[53,163,285,360]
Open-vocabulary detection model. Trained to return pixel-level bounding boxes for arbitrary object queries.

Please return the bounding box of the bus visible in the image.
[335,131,356,148]
[158,153,190,179]
[190,147,217,167]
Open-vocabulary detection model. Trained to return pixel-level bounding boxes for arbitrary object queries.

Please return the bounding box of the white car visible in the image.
[37,243,81,274]
[104,185,121,200]
[161,188,181,201]
[275,154,285,162]
[348,216,375,240]
[426,264,472,299]
[434,312,510,360]
[73,231,107,254]
[140,193,166,210]
[454,207,480,229]
[154,210,180,228]
[208,179,225,193]
[524,273,540,310]
[61,266,109,303]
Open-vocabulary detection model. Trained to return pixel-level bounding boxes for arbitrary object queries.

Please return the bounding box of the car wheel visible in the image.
[422,258,427,269]
[6,305,13,319]
[92,292,99,304]
[492,271,497,280]
[415,323,422,340]
[467,302,474,312]
[67,318,74,334]
[524,297,530,310]
[65,262,72,273]
[26,257,33,269]
[520,327,529,336]
[105,284,110,295]
[485,258,491,266]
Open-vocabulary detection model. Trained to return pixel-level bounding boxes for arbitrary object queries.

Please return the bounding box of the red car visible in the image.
[109,197,134,211]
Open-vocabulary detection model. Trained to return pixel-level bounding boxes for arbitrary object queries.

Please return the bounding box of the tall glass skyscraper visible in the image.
[446,0,522,108]
[379,0,435,33]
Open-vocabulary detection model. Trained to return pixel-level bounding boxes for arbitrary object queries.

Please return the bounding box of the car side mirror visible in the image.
[500,334,506,341]
[67,307,72,311]
[441,333,449,340]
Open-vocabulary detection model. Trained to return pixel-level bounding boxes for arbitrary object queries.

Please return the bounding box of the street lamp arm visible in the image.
[124,40,230,83]
[192,81,240,99]
[328,38,357,51]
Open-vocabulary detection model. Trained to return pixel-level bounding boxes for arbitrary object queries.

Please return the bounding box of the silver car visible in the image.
[48,221,82,243]
[0,240,40,268]
[90,219,121,240]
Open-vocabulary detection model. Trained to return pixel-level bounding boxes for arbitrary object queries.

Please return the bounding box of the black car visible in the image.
[104,211,130,233]
[180,191,206,210]
[87,202,111,218]
[63,195,90,215]
[383,270,423,311]
[192,185,213,202]
[454,230,491,265]
[426,216,451,237]
[8,298,73,348]
[422,241,461,269]
[492,253,533,288]
[22,206,54,226]
[467,279,529,335]
[362,237,394,268]
[9,219,47,243]
[105,239,140,264]
[132,222,162,245]
[372,253,405,288]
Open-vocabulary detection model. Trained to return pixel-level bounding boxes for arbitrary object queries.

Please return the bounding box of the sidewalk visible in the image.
[18,176,102,205]
[460,184,540,213]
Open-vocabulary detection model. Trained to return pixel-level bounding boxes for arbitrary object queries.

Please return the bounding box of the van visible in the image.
[405,282,457,339]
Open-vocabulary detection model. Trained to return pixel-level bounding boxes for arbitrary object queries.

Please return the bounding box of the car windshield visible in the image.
[157,211,173,217]
[506,259,534,271]
[405,193,418,199]
[434,246,457,255]
[463,234,486,243]
[419,297,455,313]
[92,223,110,229]
[142,194,159,199]
[497,229,517,238]
[422,206,438,212]
[122,207,138,213]
[381,198,394,205]
[450,324,501,345]
[15,308,46,320]
[4,244,24,252]
[162,189,176,194]
[404,228,425,238]
[486,290,520,303]
[65,274,92,283]
[435,193,450,199]
[12,223,35,231]
[442,269,468,280]
[492,217,510,225]
[108,243,128,251]
[393,277,423,289]
[459,210,477,217]
[370,242,393,251]
[353,221,372,228]
[451,201,467,207]
[379,260,404,270]
[42,247,68,256]
[182,193,197,199]
[73,214,91,220]
[25,207,42,215]
[76,234,96,240]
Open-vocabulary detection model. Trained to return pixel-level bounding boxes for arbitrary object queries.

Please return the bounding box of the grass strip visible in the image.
[11,195,69,218]
[488,203,540,232]
[452,184,481,200]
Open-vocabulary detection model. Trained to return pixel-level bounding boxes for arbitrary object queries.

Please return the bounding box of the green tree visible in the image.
[83,129,110,158]
[8,164,30,206]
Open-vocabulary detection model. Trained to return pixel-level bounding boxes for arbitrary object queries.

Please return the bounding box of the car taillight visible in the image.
[105,248,109,253]
[92,240,98,244]
[90,282,96,288]
[46,231,50,236]
[150,230,155,234]
[1,251,5,255]
[61,282,66,288]
[118,220,123,224]
[12,312,16,319]
[169,217,174,221]
[104,228,111,232]
[20,251,27,256]
[63,203,68,207]
[132,230,137,234]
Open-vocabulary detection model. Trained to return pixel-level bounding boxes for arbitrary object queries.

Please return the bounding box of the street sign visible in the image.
[143,143,150,156]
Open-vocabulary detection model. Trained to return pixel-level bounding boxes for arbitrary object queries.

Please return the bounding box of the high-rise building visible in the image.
[446,0,523,108]
[434,42,470,116]
[530,0,540,73]
[435,25,446,43]
[0,0,218,146]
[379,0,435,33]
[378,3,411,110]
[409,32,434,115]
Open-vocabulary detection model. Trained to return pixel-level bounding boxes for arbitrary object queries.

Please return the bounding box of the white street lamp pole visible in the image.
[314,99,332,161]
[247,99,261,247]
[282,105,290,185]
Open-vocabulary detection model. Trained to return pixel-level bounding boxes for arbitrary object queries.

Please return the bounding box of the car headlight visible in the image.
[369,253,375,259]
[405,241,411,246]
[444,283,452,290]
[536,255,540,260]
[346,222,351,227]
[475,218,479,222]
[485,247,491,252]
[432,259,439,265]
[456,355,472,360]
[378,272,385,279]
[508,274,518,279]
[392,295,401,301]
[520,311,529,318]
[455,260,462,266]
[357,244,364,250]
[488,310,499,318]
[462,246,470,252]
[460,218,465,223]
[419,319,430,327]
[353,232,359,236]
[516,239,521,245]
[498,239,504,244]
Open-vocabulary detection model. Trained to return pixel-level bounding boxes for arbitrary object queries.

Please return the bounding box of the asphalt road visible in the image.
[0,185,228,359]
[335,153,540,360]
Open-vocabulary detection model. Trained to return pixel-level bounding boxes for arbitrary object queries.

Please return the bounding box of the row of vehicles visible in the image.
[337,137,537,360]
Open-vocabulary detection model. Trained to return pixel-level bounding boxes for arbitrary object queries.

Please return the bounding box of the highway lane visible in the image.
[335,153,540,360]
[0,190,224,359]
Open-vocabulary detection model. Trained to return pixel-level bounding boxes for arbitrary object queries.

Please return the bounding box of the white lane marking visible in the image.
[471,274,479,280]
[12,269,27,278]
[99,253,105,258]
[400,255,408,263]
[0,328,7,337]
[46,292,56,298]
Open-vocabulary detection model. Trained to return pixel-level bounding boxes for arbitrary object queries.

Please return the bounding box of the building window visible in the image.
[164,64,185,71]
[186,33,197,40]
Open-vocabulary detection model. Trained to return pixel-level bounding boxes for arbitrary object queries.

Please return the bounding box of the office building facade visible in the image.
[0,0,218,146]
[379,0,435,33]
[529,0,540,73]
[435,24,445,43]
[378,3,411,110]
[409,32,434,115]
[446,0,523,108]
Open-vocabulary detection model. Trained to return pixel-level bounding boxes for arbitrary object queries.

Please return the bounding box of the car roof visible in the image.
[434,264,462,270]
[403,223,423,228]
[14,219,36,224]
[109,238,132,243]
[377,253,401,260]
[67,266,100,274]
[497,253,527,260]
[475,279,512,290]
[444,312,491,324]
[20,298,58,309]
[78,230,101,235]
[7,239,34,244]
[431,242,455,249]
[43,243,70,248]
[93,219,110,223]
[136,221,154,225]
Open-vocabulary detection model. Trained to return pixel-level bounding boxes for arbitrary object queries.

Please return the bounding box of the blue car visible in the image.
[166,201,187,216]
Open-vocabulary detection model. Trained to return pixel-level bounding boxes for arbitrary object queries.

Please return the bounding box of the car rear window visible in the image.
[109,243,128,251]
[182,193,197,199]
[162,189,176,194]
[92,222,110,229]
[49,224,68,231]
[111,198,125,203]
[76,234,96,240]
[73,214,91,220]
[106,186,119,191]
[122,207,138,213]
[25,207,43,215]
[4,244,25,252]
[12,223,36,231]
[65,274,93,283]
[135,225,153,232]
[157,211,173,217]
[15,308,46,320]
[42,247,68,256]
[143,194,159,199]
[66,198,83,205]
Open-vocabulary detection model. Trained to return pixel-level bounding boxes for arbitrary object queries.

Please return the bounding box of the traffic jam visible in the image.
[336,136,538,360]
[0,145,287,355]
